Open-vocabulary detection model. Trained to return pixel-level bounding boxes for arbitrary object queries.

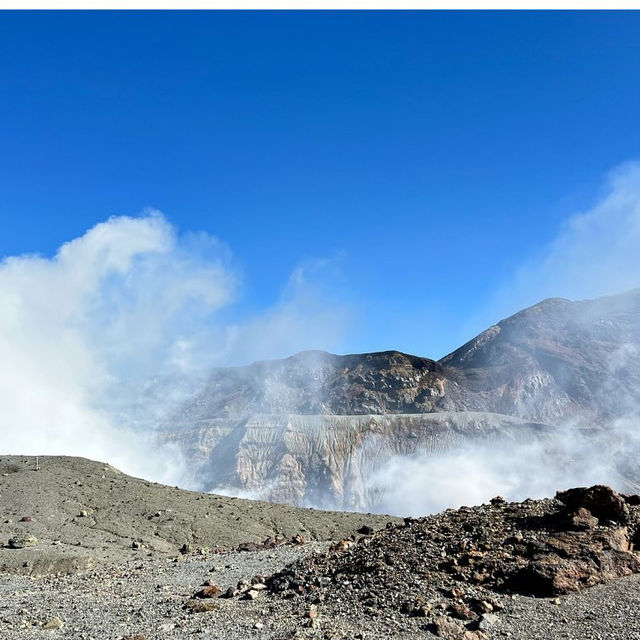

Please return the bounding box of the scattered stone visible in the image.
[571,507,599,531]
[448,602,478,621]
[330,538,355,552]
[357,525,374,535]
[476,613,500,630]
[260,483,640,638]
[433,615,467,638]
[463,632,487,640]
[19,516,32,522]
[475,600,494,613]
[194,585,222,599]
[8,533,38,549]
[78,510,88,517]
[242,589,261,600]
[237,536,288,552]
[42,617,64,630]
[184,599,216,613]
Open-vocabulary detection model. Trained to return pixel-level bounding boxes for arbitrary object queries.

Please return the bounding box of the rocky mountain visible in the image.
[162,290,640,510]
[442,290,640,425]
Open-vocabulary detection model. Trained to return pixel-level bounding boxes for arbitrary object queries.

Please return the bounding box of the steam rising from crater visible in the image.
[0,212,347,484]
[365,163,640,515]
[2,162,640,515]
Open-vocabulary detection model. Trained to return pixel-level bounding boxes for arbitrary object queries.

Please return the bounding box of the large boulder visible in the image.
[556,485,630,523]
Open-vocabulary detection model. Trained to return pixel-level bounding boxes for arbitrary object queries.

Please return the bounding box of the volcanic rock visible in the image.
[42,617,64,630]
[261,486,640,630]
[8,534,38,549]
[570,508,599,530]
[556,485,630,523]
[161,290,640,509]
[194,585,222,599]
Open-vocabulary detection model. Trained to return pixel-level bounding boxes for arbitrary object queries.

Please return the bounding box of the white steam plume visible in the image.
[489,160,640,321]
[0,211,348,484]
[364,161,640,516]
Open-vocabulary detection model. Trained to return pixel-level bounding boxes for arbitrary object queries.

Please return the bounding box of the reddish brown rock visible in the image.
[194,585,222,599]
[433,616,467,639]
[556,485,629,523]
[448,602,478,621]
[570,507,598,530]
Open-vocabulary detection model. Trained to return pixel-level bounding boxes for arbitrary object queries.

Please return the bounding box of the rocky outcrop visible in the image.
[259,485,640,632]
[162,290,640,508]
[166,412,550,509]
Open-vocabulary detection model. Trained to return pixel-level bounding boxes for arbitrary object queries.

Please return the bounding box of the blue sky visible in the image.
[1,11,640,360]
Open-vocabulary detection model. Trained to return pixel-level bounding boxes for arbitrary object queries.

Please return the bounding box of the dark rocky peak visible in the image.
[173,349,450,422]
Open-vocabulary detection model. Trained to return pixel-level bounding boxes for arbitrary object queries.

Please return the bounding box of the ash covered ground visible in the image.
[2,456,640,639]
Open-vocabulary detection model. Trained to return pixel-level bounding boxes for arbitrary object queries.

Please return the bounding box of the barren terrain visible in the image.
[3,456,640,639]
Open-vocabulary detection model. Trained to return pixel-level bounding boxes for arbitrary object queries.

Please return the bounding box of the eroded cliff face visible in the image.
[161,290,640,510]
[165,412,550,510]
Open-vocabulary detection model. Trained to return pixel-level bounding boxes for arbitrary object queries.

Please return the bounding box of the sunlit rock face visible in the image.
[162,290,640,508]
[441,290,640,425]
[163,412,549,510]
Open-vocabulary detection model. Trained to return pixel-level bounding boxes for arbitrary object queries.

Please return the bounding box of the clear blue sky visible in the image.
[1,11,639,358]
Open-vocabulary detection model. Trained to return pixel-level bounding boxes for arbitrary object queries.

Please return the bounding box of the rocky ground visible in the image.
[3,456,640,639]
[0,455,397,575]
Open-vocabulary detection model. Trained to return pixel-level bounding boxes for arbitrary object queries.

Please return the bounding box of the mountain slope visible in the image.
[0,455,397,575]
[442,289,640,424]
[163,290,640,509]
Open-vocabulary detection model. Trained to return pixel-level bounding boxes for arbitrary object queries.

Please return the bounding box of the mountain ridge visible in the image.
[163,289,640,509]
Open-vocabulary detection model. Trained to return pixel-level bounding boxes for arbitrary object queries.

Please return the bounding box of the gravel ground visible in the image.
[498,574,640,640]
[4,456,640,640]
[3,548,640,640]
[0,544,327,640]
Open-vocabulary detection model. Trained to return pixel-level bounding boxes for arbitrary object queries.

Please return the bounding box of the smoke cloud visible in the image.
[489,161,640,320]
[365,426,628,517]
[365,162,640,516]
[0,211,348,484]
[3,162,640,517]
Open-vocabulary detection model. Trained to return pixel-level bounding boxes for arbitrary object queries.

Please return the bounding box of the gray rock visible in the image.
[8,534,38,549]
[477,613,500,630]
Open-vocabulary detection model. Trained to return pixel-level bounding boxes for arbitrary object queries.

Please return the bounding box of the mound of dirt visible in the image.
[245,485,640,638]
[0,455,399,575]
